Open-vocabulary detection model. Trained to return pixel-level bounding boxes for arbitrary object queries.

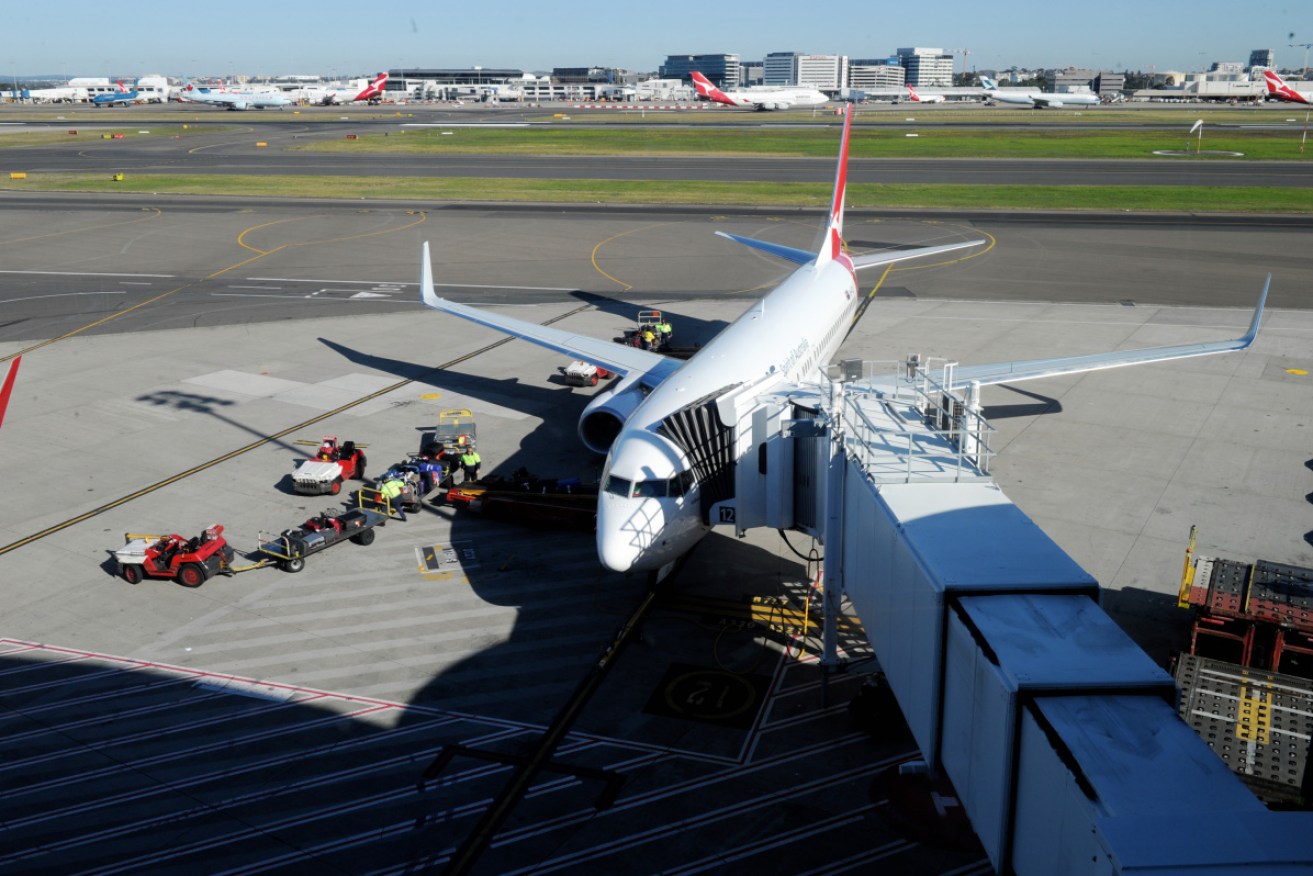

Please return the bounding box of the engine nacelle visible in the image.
[577,373,647,454]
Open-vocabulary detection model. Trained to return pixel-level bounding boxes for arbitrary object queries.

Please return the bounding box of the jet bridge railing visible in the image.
[822,358,996,483]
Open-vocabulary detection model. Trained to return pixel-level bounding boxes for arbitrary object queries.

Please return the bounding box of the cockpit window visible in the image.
[604,475,631,497]
[632,479,668,498]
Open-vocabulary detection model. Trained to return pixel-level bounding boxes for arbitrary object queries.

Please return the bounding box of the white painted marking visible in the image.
[0,270,174,278]
[1,291,126,304]
[210,292,412,303]
[350,291,389,299]
[402,123,529,128]
[117,281,153,286]
[247,276,579,292]
[227,285,281,290]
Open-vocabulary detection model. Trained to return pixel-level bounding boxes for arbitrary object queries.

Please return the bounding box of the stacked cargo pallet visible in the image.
[1175,537,1313,804]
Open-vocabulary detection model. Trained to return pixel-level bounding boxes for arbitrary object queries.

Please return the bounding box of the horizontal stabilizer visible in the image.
[714,231,814,265]
[940,275,1269,389]
[851,239,986,270]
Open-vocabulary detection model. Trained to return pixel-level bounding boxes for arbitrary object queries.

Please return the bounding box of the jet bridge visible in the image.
[706,357,1313,874]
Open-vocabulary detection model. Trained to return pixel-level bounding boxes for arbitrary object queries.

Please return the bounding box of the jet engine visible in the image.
[577,373,647,453]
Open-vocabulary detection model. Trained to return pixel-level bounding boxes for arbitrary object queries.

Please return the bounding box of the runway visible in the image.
[3,103,1313,187]
[0,144,1311,871]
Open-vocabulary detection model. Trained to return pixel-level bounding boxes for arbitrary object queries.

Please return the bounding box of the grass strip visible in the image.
[299,125,1313,160]
[5,173,1311,212]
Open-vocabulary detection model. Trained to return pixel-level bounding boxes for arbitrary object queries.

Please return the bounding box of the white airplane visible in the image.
[307,72,389,105]
[905,84,945,103]
[979,75,1101,108]
[418,107,1267,576]
[178,81,291,111]
[1262,69,1313,105]
[690,70,828,111]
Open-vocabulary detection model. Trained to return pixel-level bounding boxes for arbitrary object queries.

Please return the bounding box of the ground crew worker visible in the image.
[378,476,407,521]
[641,327,656,351]
[658,319,672,346]
[459,448,481,483]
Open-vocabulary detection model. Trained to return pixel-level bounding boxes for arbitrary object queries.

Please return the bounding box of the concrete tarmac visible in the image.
[0,200,1311,873]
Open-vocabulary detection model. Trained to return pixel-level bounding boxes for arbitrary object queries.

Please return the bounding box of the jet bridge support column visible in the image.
[819,378,847,701]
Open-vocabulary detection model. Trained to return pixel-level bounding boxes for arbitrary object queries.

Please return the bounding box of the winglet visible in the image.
[1241,273,1270,347]
[815,103,852,271]
[420,242,440,308]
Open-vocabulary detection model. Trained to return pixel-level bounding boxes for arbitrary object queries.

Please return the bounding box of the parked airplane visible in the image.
[417,106,1266,576]
[178,82,291,111]
[310,72,388,105]
[979,75,1101,108]
[92,81,139,107]
[1262,69,1312,104]
[690,70,828,111]
[906,84,944,103]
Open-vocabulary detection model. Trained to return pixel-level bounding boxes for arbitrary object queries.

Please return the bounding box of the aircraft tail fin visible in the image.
[979,76,997,90]
[814,103,853,272]
[690,71,732,106]
[907,85,921,102]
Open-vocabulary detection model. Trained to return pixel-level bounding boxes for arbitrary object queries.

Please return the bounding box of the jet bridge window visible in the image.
[604,475,631,497]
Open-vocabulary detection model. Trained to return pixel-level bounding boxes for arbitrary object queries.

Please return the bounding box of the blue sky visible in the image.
[4,0,1309,77]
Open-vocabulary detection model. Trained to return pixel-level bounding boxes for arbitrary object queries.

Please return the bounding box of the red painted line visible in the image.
[0,355,20,428]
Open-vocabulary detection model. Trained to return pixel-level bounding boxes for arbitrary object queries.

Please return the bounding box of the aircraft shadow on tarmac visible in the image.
[568,290,729,351]
[979,383,1063,420]
[135,389,330,496]
[317,336,597,480]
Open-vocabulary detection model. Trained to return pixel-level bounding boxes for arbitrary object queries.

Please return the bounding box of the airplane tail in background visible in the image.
[907,85,922,102]
[979,76,997,90]
[1263,69,1310,103]
[363,72,388,98]
[815,103,853,271]
[690,71,733,106]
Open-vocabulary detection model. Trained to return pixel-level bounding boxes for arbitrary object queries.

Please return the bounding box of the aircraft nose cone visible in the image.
[598,532,639,574]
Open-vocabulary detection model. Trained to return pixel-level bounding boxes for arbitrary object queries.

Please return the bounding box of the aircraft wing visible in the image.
[714,233,984,268]
[851,239,986,270]
[419,243,681,385]
[935,276,1268,390]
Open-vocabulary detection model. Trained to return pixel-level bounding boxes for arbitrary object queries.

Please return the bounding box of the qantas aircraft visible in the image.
[418,107,1267,576]
[1262,69,1312,104]
[979,75,1101,108]
[690,70,829,111]
[308,72,389,105]
[905,84,945,103]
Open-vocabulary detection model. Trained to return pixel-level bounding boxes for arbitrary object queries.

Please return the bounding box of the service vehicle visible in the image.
[375,466,426,513]
[432,409,476,452]
[619,309,666,350]
[258,507,386,573]
[291,436,368,495]
[560,360,612,387]
[114,525,236,587]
